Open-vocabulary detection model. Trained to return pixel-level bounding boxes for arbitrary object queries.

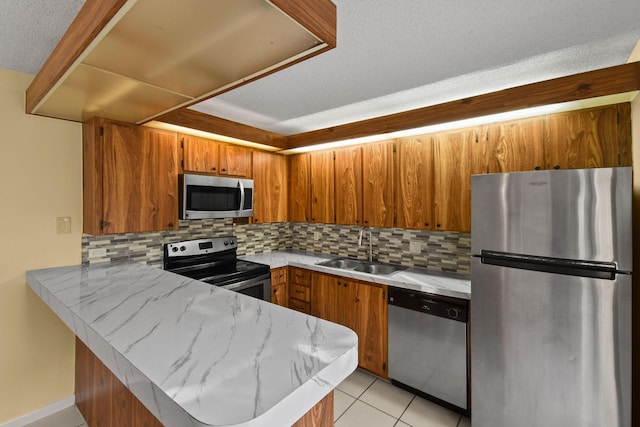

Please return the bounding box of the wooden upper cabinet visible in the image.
[473,117,545,174]
[181,134,219,174]
[310,150,335,224]
[433,128,473,232]
[544,104,623,170]
[617,103,632,167]
[288,154,312,222]
[395,136,434,230]
[84,118,179,235]
[182,134,252,178]
[362,140,395,228]
[334,146,363,225]
[252,151,288,223]
[219,143,252,177]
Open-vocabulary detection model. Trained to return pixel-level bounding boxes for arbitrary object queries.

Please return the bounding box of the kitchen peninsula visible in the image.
[26,262,358,427]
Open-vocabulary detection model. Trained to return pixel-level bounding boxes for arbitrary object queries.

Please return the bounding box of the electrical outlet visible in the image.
[409,241,421,254]
[88,248,107,258]
[314,231,321,240]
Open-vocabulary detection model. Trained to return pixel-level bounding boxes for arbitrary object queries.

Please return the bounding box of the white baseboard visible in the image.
[0,396,75,427]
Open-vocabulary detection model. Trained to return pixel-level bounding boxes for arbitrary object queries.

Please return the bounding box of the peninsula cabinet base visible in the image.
[75,337,334,427]
[75,338,162,427]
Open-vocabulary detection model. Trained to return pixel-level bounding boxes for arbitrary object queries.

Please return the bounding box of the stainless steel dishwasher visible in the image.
[388,287,469,415]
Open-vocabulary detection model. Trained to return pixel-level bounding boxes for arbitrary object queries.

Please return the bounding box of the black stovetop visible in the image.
[163,238,270,287]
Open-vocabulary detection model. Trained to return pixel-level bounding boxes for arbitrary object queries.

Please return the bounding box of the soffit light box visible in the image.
[27,0,336,124]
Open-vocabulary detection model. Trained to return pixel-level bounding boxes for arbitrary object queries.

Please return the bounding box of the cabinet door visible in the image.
[617,103,632,167]
[544,105,621,170]
[473,118,545,174]
[335,146,363,225]
[310,151,335,224]
[219,143,252,177]
[310,272,339,322]
[270,267,288,307]
[351,281,388,377]
[433,128,472,232]
[102,122,178,234]
[362,140,394,227]
[253,151,287,223]
[181,134,219,173]
[271,283,288,307]
[395,136,433,229]
[288,154,311,222]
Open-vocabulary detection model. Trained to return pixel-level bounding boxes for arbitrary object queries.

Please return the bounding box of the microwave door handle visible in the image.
[238,180,245,211]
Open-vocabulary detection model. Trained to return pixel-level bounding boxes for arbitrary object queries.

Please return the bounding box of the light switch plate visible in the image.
[56,217,71,234]
[409,241,421,254]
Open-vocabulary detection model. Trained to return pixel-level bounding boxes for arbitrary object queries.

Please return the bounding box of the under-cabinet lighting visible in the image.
[144,121,280,152]
[281,91,638,154]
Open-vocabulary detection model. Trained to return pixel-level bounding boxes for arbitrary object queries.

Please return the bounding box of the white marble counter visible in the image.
[26,262,358,427]
[241,250,471,300]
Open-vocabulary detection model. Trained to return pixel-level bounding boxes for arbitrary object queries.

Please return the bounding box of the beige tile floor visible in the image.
[335,369,470,427]
[24,369,471,427]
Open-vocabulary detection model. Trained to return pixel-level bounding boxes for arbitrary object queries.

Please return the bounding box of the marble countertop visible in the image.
[240,250,471,300]
[26,262,358,427]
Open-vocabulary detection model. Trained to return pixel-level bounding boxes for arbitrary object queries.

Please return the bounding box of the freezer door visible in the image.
[471,167,632,272]
[470,258,631,427]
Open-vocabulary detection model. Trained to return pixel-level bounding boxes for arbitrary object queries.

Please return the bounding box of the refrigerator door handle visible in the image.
[479,250,620,280]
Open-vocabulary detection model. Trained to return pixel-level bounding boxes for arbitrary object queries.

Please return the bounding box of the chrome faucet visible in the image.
[358,226,373,262]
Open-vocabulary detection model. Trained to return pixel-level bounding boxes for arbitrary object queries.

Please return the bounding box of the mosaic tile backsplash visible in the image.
[82,221,471,274]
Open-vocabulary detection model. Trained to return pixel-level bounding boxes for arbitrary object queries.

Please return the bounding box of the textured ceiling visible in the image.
[0,0,639,136]
[191,0,640,135]
[0,0,84,75]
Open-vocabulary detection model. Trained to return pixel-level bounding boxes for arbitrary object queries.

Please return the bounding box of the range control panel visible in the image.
[165,237,237,258]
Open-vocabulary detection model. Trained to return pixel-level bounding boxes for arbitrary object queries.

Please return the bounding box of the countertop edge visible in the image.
[241,251,471,300]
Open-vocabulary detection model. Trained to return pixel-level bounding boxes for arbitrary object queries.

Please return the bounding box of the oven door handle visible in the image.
[224,281,250,292]
[221,273,270,292]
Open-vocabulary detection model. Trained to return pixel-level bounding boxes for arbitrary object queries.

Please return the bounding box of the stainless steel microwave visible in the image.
[179,174,254,219]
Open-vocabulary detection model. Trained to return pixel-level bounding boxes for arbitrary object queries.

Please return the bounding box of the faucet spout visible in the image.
[357,226,373,262]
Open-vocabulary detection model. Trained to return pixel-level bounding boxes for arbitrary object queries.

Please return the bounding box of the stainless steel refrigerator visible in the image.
[471,167,632,427]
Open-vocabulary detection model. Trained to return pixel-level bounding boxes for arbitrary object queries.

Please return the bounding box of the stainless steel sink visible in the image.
[353,263,406,275]
[317,257,406,276]
[317,258,363,269]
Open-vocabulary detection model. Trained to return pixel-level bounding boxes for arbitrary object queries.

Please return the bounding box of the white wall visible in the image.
[0,68,82,423]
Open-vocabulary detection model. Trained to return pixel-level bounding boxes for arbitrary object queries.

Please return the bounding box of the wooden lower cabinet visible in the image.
[76,338,162,427]
[292,391,334,427]
[270,267,288,307]
[310,271,388,378]
[289,267,312,314]
[76,337,334,427]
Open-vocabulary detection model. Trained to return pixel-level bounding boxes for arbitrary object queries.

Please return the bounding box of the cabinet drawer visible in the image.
[289,298,311,314]
[289,267,311,285]
[271,267,287,285]
[289,284,311,302]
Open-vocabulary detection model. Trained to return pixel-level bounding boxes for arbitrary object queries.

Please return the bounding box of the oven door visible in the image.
[220,273,271,302]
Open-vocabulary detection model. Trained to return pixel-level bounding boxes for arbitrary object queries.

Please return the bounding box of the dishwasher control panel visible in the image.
[388,287,468,322]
